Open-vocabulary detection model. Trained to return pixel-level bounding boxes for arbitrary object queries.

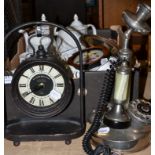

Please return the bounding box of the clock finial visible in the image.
[36,45,46,58]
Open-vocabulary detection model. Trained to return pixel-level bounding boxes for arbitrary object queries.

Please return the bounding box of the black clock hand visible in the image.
[27,83,45,95]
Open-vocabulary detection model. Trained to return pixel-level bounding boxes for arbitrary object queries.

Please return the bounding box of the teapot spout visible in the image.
[73,14,79,21]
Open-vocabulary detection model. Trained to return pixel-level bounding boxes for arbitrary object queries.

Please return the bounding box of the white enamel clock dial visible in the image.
[18,64,65,107]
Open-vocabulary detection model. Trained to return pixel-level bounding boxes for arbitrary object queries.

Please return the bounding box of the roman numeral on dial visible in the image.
[56,83,64,87]
[19,84,26,87]
[39,65,44,71]
[49,98,54,103]
[54,74,61,79]
[48,67,53,73]
[22,91,29,97]
[30,67,35,73]
[22,75,29,79]
[29,97,35,104]
[39,99,44,106]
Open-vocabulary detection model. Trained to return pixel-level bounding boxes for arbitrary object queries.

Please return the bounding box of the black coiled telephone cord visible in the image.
[82,63,116,155]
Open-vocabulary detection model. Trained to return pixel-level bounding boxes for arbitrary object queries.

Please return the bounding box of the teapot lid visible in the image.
[70,14,84,28]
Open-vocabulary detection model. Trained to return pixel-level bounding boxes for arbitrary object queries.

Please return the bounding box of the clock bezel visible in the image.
[12,59,74,118]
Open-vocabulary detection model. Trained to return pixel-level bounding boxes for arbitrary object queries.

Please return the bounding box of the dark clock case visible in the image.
[4,22,86,146]
[5,79,85,145]
[5,70,107,146]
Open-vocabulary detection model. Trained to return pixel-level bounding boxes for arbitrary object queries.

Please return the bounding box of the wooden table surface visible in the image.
[4,135,151,155]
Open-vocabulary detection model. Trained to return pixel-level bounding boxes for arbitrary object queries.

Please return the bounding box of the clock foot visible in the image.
[65,139,71,145]
[13,141,20,146]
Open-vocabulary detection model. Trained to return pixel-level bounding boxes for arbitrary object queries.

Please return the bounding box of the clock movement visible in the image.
[4,21,85,145]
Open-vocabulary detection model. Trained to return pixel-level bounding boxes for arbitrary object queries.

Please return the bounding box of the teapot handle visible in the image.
[53,27,59,36]
[18,29,29,52]
[86,24,97,35]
